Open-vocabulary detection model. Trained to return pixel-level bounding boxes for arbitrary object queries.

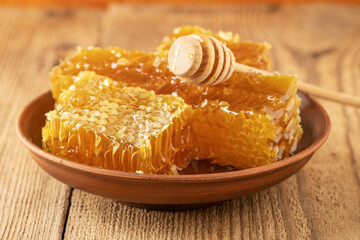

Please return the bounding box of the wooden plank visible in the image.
[267,6,360,239]
[1,0,360,9]
[0,7,103,239]
[2,4,359,240]
[62,4,360,240]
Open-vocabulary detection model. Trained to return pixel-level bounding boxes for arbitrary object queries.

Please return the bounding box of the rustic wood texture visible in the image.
[1,0,360,9]
[1,3,359,239]
[0,7,102,240]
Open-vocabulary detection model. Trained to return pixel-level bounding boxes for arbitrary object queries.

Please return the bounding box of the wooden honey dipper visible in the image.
[168,34,360,107]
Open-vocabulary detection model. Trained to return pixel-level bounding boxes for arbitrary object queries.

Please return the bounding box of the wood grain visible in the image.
[65,4,360,240]
[0,7,102,240]
[1,3,360,240]
[1,0,360,9]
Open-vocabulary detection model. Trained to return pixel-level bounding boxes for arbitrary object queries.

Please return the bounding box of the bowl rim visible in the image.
[16,90,331,182]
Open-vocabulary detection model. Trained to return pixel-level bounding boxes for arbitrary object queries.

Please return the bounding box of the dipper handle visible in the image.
[168,34,360,107]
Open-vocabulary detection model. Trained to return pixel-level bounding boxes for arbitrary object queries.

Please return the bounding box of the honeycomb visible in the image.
[42,71,192,174]
[46,26,303,172]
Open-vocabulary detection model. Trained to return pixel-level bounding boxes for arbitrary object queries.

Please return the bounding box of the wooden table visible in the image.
[1,3,359,239]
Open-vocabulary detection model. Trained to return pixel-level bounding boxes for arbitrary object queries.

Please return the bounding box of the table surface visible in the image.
[1,3,360,240]
[2,0,359,8]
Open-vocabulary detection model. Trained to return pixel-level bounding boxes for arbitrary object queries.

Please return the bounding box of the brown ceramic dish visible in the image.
[16,91,330,210]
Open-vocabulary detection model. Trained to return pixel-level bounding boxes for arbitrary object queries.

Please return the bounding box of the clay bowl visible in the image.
[16,91,330,210]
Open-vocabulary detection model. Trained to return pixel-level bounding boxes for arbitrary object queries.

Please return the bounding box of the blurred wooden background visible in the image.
[0,0,359,8]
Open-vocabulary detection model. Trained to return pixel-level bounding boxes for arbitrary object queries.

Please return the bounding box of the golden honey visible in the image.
[43,72,192,174]
[45,26,303,173]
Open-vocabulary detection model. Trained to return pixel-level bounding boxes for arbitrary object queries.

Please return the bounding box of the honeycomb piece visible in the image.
[42,71,192,174]
[50,26,272,102]
[47,26,303,171]
[190,100,276,168]
[189,74,303,169]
